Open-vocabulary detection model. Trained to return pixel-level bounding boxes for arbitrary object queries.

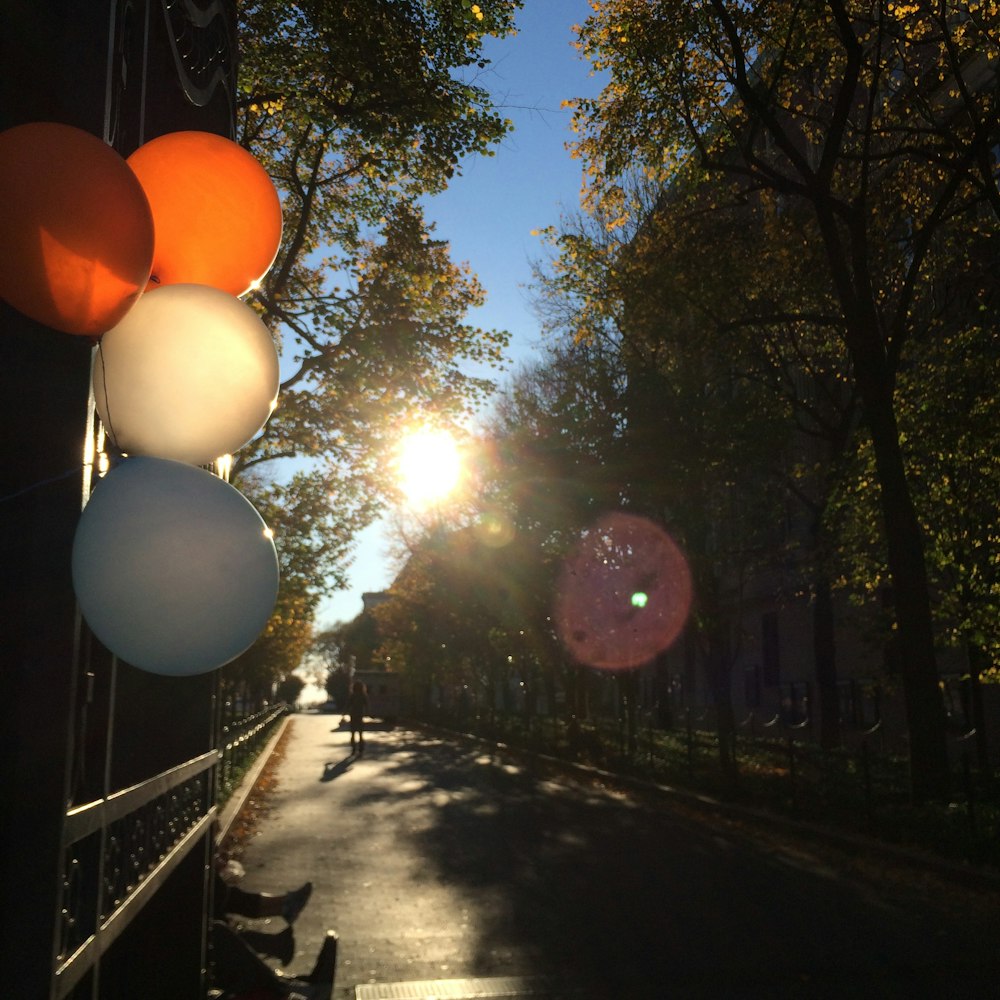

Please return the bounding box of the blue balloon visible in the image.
[72,456,279,676]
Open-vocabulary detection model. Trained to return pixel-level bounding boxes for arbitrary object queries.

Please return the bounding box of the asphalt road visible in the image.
[229,713,1000,999]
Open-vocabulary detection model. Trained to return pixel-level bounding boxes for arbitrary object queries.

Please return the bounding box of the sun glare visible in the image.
[397,426,462,509]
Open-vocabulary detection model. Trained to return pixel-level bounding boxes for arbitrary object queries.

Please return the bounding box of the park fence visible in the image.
[417,703,1000,872]
[216,703,289,807]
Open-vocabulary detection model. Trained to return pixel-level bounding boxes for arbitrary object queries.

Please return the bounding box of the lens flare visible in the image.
[473,507,516,548]
[554,512,692,671]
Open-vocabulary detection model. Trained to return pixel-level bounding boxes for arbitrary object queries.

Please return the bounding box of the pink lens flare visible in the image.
[554,512,692,671]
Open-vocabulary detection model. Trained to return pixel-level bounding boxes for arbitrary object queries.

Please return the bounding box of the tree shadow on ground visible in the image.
[336,729,1000,999]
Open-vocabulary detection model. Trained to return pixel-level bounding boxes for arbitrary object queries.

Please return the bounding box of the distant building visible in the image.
[354,669,402,723]
[361,591,390,612]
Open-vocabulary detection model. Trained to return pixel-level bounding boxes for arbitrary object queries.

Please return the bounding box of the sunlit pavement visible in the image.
[233,712,1000,1000]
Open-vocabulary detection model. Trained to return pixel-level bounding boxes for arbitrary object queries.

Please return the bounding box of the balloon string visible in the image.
[95,339,121,453]
[2,341,119,504]
[0,466,85,504]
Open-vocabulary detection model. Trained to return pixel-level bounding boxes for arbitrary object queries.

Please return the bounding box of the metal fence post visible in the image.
[787,733,798,814]
[686,707,694,778]
[861,739,873,833]
[963,748,977,834]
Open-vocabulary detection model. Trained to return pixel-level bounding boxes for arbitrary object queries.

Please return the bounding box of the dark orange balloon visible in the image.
[127,131,282,297]
[0,122,154,335]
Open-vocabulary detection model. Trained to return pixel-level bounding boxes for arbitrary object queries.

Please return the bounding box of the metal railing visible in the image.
[419,703,1000,871]
[216,703,288,806]
[55,753,217,999]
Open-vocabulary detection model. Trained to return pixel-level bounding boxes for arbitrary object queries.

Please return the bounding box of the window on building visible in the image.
[744,663,761,707]
[838,679,881,729]
[780,681,810,727]
[761,612,780,686]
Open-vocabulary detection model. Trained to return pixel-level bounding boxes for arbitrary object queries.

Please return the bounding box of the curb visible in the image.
[215,714,293,847]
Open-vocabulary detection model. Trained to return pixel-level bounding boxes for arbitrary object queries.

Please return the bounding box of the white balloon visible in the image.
[93,283,279,465]
[72,456,280,676]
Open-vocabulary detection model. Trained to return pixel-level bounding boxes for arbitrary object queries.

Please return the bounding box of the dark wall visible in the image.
[0,6,114,993]
[0,3,236,996]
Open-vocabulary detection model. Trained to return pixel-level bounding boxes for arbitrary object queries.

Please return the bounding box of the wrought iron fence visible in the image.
[53,703,288,999]
[55,752,217,999]
[216,703,288,806]
[420,703,1000,871]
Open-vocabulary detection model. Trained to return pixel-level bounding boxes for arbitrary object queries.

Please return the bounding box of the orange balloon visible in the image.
[127,131,282,297]
[0,122,154,335]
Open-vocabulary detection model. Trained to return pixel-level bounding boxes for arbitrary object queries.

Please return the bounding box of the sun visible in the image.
[396,426,462,509]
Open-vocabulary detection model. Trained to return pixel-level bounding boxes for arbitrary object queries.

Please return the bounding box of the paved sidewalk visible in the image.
[223,713,576,1000]
[225,711,1000,1000]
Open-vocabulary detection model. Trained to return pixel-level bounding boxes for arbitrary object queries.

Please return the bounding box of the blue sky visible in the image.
[315,1,603,628]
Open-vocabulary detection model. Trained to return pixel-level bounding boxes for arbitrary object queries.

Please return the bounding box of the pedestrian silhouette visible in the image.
[346,680,369,754]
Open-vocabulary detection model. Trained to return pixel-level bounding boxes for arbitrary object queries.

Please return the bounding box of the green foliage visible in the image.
[572,2,1000,224]
[373,527,508,704]
[334,609,384,672]
[488,339,627,541]
[236,0,522,513]
[560,0,1000,798]
[312,625,346,671]
[828,317,1000,668]
[904,320,1000,665]
[220,2,522,693]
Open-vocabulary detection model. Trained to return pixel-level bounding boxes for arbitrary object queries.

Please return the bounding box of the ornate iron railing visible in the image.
[216,703,288,806]
[54,751,217,999]
[53,701,287,998]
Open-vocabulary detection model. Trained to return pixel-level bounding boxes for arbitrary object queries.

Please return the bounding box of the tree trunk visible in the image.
[809,171,951,799]
[620,669,640,756]
[813,572,841,749]
[654,650,674,729]
[705,639,738,782]
[967,643,991,773]
[863,388,950,800]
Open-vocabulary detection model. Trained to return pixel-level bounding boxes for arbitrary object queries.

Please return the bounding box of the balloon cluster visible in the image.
[0,122,284,676]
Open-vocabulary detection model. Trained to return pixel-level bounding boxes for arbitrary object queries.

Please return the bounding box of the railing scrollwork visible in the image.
[161,0,236,115]
[54,751,218,999]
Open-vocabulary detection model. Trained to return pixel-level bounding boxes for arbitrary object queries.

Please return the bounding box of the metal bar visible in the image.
[53,808,215,1000]
[63,750,219,846]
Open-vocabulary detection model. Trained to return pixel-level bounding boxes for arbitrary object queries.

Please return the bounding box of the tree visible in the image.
[311,624,352,708]
[372,521,509,713]
[372,538,459,712]
[335,609,384,673]
[489,339,626,536]
[219,2,521,691]
[275,674,306,705]
[570,0,1000,799]
[485,341,630,716]
[534,185,836,767]
[312,625,346,670]
[235,0,520,499]
[829,308,1000,767]
[614,174,861,752]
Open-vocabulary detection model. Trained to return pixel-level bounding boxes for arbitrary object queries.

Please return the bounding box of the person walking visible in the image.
[346,680,369,754]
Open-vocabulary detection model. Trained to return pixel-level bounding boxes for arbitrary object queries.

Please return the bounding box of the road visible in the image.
[228,712,1000,999]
